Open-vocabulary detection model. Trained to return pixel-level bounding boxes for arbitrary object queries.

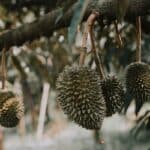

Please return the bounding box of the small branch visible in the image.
[0,49,6,89]
[79,48,86,66]
[0,7,73,51]
[136,16,142,62]
[0,0,149,51]
[87,12,105,79]
[79,26,89,66]
[1,0,58,10]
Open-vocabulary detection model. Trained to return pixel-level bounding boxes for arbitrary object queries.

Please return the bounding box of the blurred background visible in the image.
[0,1,149,150]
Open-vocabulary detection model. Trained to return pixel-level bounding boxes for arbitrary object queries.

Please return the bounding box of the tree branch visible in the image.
[0,7,72,51]
[0,0,150,51]
[0,0,58,10]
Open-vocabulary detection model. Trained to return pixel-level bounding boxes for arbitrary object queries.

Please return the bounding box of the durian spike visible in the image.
[87,12,105,80]
[114,20,123,48]
[136,16,142,62]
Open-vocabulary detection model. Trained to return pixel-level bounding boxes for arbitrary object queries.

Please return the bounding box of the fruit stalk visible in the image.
[136,16,142,62]
[79,29,88,66]
[87,12,105,80]
[0,49,6,89]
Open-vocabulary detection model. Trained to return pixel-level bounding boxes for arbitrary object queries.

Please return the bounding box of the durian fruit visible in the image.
[126,62,150,114]
[56,65,106,129]
[0,97,24,128]
[0,90,24,128]
[0,90,15,106]
[101,75,125,117]
[126,62,150,101]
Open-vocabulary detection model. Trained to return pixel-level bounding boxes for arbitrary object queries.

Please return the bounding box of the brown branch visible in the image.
[79,48,86,66]
[0,7,72,51]
[1,0,58,10]
[79,26,89,66]
[136,16,142,62]
[87,12,105,79]
[0,0,149,51]
[0,49,6,89]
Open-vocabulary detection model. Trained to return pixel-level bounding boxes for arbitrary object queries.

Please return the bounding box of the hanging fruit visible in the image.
[126,62,150,112]
[56,65,106,129]
[0,48,24,127]
[125,16,150,115]
[0,91,24,128]
[87,12,125,117]
[101,76,125,116]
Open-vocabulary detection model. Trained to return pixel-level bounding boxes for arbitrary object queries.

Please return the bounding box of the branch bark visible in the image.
[0,0,150,51]
[0,7,72,51]
[0,0,58,10]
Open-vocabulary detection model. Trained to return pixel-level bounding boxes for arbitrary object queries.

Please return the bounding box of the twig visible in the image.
[79,27,88,66]
[87,12,105,79]
[0,48,6,89]
[136,16,142,62]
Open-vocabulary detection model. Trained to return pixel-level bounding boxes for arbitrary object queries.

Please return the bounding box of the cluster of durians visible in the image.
[0,90,24,128]
[56,65,125,129]
[56,61,150,130]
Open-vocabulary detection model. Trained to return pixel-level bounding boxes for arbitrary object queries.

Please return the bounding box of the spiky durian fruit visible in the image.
[126,62,150,101]
[56,65,106,129]
[0,96,24,128]
[126,62,150,114]
[0,90,15,106]
[101,76,125,116]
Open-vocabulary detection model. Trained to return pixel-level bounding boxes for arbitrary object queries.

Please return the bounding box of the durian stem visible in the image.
[79,49,86,66]
[93,130,105,144]
[87,12,105,79]
[0,48,6,89]
[79,29,88,66]
[136,16,142,62]
[114,20,123,48]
